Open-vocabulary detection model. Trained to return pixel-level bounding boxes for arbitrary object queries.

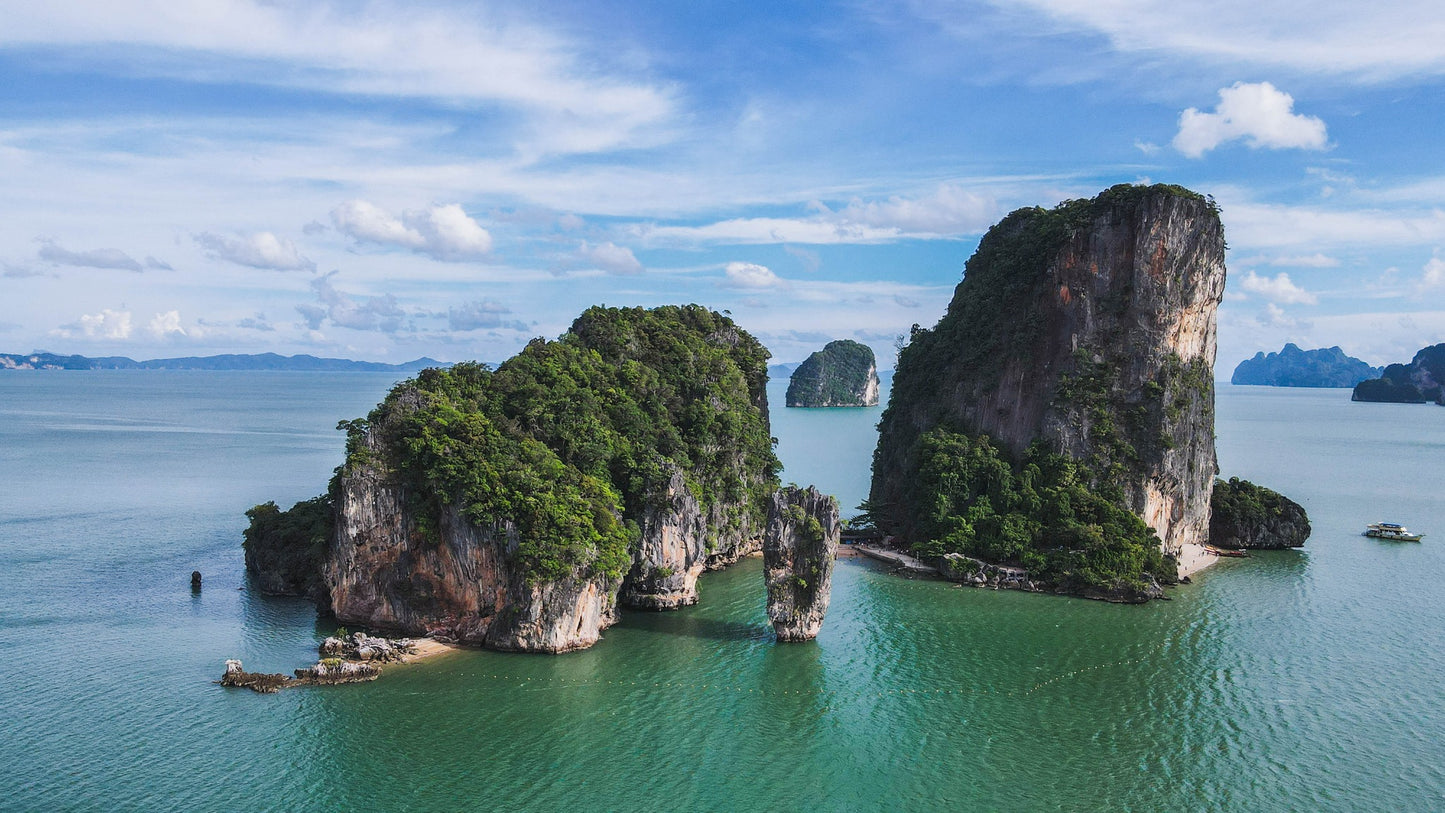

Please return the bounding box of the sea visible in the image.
[1,371,1442,811]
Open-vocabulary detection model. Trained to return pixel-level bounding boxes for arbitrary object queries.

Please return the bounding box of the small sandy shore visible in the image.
[1175,543,1218,580]
[398,637,458,663]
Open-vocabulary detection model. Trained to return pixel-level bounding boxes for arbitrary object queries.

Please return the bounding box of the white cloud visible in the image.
[836,185,997,235]
[38,240,143,271]
[332,200,492,261]
[1174,82,1327,158]
[1238,270,1318,305]
[147,310,186,338]
[195,231,313,271]
[51,308,133,340]
[577,241,643,275]
[723,261,783,289]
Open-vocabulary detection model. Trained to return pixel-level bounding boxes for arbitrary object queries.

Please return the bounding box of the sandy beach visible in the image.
[401,637,458,662]
[1175,542,1218,579]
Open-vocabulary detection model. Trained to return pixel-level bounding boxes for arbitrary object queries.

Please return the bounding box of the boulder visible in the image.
[763,486,840,641]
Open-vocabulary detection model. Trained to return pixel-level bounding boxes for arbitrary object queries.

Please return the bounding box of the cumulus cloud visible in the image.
[331,200,493,261]
[1238,270,1318,304]
[297,272,406,333]
[52,308,133,340]
[723,261,784,289]
[576,241,642,275]
[1174,82,1327,158]
[38,241,144,272]
[195,231,314,271]
[147,310,187,338]
[447,299,529,332]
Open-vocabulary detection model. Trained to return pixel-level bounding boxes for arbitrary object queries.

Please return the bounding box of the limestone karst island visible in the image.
[785,339,880,408]
[243,184,1307,674]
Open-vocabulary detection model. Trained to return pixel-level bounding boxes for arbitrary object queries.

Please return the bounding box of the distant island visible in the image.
[1352,343,1445,404]
[0,351,446,372]
[785,340,880,407]
[1231,344,1380,388]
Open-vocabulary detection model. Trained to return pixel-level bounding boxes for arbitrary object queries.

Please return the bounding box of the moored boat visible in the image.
[1364,522,1424,542]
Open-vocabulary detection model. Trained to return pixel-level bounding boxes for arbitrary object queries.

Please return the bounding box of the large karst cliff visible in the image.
[870,184,1229,595]
[248,305,787,652]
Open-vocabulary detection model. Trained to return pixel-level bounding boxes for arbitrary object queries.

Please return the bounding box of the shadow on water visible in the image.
[617,608,774,643]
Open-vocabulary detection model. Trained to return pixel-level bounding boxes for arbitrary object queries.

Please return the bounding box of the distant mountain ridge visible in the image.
[1231,344,1380,388]
[0,351,447,372]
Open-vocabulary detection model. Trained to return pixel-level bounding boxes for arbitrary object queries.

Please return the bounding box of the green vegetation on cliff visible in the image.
[785,339,878,407]
[243,495,331,596]
[906,427,1168,593]
[1210,477,1310,549]
[332,305,780,584]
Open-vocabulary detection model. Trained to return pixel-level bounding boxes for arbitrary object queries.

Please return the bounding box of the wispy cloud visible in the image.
[38,240,147,272]
[0,2,675,156]
[447,299,529,332]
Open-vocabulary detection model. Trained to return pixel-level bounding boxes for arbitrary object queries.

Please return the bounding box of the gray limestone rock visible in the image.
[763,486,840,641]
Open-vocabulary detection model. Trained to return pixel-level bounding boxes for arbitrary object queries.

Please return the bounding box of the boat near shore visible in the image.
[1364,522,1424,542]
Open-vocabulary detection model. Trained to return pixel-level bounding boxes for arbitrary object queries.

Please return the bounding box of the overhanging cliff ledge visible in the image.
[869,183,1236,599]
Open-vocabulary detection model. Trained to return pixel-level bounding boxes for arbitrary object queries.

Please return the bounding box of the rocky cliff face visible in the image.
[786,340,880,408]
[762,486,840,641]
[327,402,621,652]
[1233,344,1380,388]
[872,184,1227,577]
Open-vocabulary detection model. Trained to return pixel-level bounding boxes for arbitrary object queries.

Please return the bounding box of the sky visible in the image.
[3,1,1445,372]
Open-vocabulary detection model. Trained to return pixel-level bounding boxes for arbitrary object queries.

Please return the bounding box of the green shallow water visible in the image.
[2,374,1443,811]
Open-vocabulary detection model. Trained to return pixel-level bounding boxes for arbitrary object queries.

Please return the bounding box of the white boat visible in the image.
[1364,522,1424,542]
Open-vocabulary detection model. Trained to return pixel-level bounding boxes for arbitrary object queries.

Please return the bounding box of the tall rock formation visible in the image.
[249,305,781,652]
[785,340,881,407]
[1232,344,1380,388]
[762,486,840,641]
[871,184,1227,590]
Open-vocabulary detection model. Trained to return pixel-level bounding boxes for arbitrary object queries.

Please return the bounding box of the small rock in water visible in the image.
[190,571,202,591]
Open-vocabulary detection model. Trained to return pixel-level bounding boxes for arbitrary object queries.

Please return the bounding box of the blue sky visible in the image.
[3,1,1444,371]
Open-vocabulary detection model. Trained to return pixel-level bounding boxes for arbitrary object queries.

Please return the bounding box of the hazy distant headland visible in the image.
[0,351,447,372]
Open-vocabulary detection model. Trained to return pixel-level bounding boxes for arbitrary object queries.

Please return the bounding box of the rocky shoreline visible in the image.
[219,632,454,693]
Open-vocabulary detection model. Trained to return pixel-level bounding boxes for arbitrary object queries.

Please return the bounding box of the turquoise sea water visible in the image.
[2,372,1443,811]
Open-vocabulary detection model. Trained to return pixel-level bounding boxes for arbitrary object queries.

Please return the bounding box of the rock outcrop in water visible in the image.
[786,340,880,407]
[763,486,840,641]
[248,305,784,652]
[1209,478,1310,549]
[1232,344,1380,388]
[1352,343,1445,405]
[870,184,1236,597]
